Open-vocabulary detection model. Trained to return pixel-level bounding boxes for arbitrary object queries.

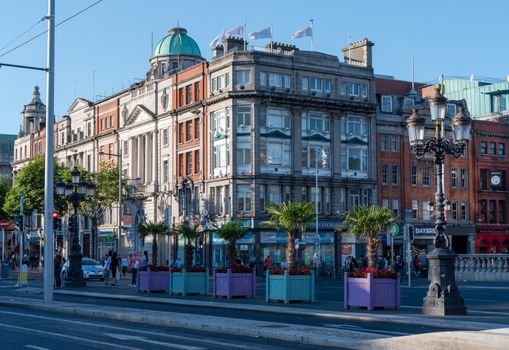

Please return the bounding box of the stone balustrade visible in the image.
[455,254,509,282]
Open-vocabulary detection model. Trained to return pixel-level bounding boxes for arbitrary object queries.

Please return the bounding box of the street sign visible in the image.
[388,223,400,236]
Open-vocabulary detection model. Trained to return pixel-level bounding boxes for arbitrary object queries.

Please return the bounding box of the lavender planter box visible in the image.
[344,272,400,310]
[266,270,315,304]
[137,269,170,293]
[213,269,256,299]
[169,268,209,296]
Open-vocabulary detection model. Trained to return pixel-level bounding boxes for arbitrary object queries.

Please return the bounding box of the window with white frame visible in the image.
[235,70,250,85]
[342,147,368,171]
[211,73,229,91]
[451,168,457,188]
[411,200,418,219]
[460,202,468,220]
[411,164,418,186]
[261,140,291,166]
[460,168,467,188]
[211,109,227,134]
[340,81,347,95]
[162,160,168,182]
[123,140,128,156]
[381,134,388,151]
[381,164,388,184]
[213,143,227,168]
[347,82,359,96]
[237,106,251,127]
[382,199,389,208]
[261,72,291,88]
[236,139,251,167]
[391,135,399,152]
[259,184,266,212]
[451,201,458,220]
[446,103,457,117]
[403,98,414,108]
[163,128,168,146]
[392,199,399,217]
[381,95,393,112]
[302,112,330,134]
[264,108,289,129]
[344,116,368,137]
[422,165,432,186]
[237,185,252,213]
[268,185,282,204]
[423,200,431,220]
[302,142,330,168]
[391,164,400,185]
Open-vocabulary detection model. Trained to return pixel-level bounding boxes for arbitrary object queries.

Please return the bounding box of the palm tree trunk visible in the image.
[184,241,194,267]
[367,237,379,270]
[152,234,158,265]
[287,230,296,270]
[226,240,236,268]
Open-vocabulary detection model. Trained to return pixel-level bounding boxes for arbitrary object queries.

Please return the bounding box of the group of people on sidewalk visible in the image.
[101,251,149,287]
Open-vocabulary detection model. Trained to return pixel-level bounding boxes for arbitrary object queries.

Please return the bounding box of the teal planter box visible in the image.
[266,270,315,304]
[169,268,209,296]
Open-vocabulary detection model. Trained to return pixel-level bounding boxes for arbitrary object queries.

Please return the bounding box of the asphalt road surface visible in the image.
[0,305,342,350]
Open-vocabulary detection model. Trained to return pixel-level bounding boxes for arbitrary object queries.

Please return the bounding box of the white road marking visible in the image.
[0,309,250,349]
[106,333,204,350]
[0,322,140,350]
[402,305,509,316]
[25,346,51,350]
[324,323,409,336]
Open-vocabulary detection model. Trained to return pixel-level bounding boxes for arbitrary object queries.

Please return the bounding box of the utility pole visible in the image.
[18,192,24,287]
[43,0,56,303]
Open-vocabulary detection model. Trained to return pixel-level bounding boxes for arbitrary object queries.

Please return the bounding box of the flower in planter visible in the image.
[185,266,206,272]
[269,268,311,275]
[139,264,170,272]
[349,267,397,279]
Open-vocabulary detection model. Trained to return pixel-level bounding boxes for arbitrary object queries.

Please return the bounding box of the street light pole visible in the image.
[406,90,471,316]
[43,0,56,304]
[315,149,328,270]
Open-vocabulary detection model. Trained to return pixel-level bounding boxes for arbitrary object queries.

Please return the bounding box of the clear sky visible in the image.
[1,0,508,135]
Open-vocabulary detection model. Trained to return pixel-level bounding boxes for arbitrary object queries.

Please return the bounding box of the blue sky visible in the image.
[1,0,507,135]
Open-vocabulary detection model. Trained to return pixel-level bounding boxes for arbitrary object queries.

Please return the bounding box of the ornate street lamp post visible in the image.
[56,168,96,287]
[406,89,471,315]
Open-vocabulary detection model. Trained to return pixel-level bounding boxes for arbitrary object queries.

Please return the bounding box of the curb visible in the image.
[54,289,507,331]
[0,297,380,349]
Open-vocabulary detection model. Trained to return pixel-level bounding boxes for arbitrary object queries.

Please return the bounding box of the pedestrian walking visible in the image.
[175,257,182,268]
[142,251,149,267]
[121,256,128,277]
[280,256,288,269]
[263,255,271,275]
[54,251,63,289]
[103,251,112,285]
[110,252,120,286]
[128,252,141,287]
[413,255,421,276]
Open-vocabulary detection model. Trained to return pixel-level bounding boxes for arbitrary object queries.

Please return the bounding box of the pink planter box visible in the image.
[213,268,256,299]
[344,272,400,310]
[137,269,170,293]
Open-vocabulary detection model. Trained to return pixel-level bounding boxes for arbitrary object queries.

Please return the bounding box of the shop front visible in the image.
[475,225,509,254]
[211,231,255,267]
[412,224,475,254]
[97,230,115,259]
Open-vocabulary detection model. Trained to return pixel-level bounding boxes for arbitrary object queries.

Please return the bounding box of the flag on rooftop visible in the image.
[248,26,271,40]
[209,31,225,48]
[225,24,245,38]
[292,26,312,39]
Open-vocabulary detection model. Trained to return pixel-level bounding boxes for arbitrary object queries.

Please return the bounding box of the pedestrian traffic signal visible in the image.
[409,225,414,241]
[53,211,60,230]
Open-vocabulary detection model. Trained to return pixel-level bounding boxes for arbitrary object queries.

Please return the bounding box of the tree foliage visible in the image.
[0,176,11,220]
[138,221,171,265]
[216,221,249,268]
[264,202,315,270]
[338,205,394,270]
[3,155,70,217]
[172,223,203,267]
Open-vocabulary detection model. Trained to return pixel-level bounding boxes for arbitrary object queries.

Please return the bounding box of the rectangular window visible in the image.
[451,201,458,220]
[381,95,392,112]
[179,88,184,107]
[382,199,389,208]
[403,98,414,108]
[269,185,282,205]
[214,143,227,168]
[479,200,487,223]
[259,185,266,212]
[391,164,400,185]
[347,147,368,171]
[186,85,192,104]
[391,135,399,152]
[499,143,505,156]
[480,169,488,190]
[347,116,368,137]
[499,200,505,223]
[163,129,168,146]
[266,108,289,129]
[392,199,399,218]
[87,122,92,137]
[423,200,431,220]
[381,134,388,151]
[186,121,192,141]
[489,142,496,155]
[194,82,200,101]
[260,71,267,86]
[489,200,496,223]
[446,103,457,117]
[301,76,309,91]
[162,160,168,182]
[460,202,468,221]
[451,168,457,188]
[361,83,368,98]
[481,141,487,154]
[235,70,250,85]
[411,200,418,219]
[194,150,200,174]
[423,165,432,186]
[347,82,359,96]
[460,168,467,188]
[123,140,128,156]
[237,106,251,127]
[186,152,192,176]
[194,119,199,139]
[212,110,227,133]
[284,75,291,89]
[324,79,332,93]
[178,123,184,143]
[340,81,347,95]
[411,164,418,186]
[236,141,251,166]
[178,154,184,176]
[381,164,388,185]
[310,77,323,91]
[268,72,283,87]
[237,185,252,213]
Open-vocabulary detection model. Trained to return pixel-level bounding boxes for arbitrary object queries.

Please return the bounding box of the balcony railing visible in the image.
[455,254,509,281]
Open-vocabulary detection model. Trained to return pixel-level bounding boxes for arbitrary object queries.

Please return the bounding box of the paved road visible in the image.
[0,305,341,350]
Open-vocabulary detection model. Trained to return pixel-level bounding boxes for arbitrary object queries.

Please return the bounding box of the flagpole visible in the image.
[244,20,247,51]
[348,35,352,64]
[270,23,273,53]
[310,19,314,51]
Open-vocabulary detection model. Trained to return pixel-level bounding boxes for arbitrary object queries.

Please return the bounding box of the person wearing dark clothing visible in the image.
[54,252,63,288]
[110,252,119,286]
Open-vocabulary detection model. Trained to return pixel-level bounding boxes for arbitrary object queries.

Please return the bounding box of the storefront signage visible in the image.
[389,223,400,236]
[414,227,435,236]
[307,220,342,229]
[213,232,254,244]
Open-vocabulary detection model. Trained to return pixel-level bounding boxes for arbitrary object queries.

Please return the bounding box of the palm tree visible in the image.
[338,205,394,270]
[173,223,203,267]
[216,221,249,268]
[138,221,171,265]
[264,202,315,270]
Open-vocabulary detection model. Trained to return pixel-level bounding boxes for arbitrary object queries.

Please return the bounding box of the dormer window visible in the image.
[381,95,393,112]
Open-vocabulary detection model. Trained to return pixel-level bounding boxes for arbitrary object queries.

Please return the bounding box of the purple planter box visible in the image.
[137,269,170,293]
[344,272,400,310]
[212,268,256,299]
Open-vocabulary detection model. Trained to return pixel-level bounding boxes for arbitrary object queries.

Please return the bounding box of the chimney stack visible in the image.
[341,38,374,67]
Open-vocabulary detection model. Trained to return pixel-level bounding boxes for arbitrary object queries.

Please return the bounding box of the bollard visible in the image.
[21,264,28,286]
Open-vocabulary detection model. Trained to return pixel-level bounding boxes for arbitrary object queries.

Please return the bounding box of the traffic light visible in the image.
[53,211,60,230]
[408,225,414,242]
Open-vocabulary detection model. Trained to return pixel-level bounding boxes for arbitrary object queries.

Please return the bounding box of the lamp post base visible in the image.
[65,251,86,288]
[422,247,466,316]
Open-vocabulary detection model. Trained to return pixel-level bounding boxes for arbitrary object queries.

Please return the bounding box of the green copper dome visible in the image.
[153,28,202,58]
